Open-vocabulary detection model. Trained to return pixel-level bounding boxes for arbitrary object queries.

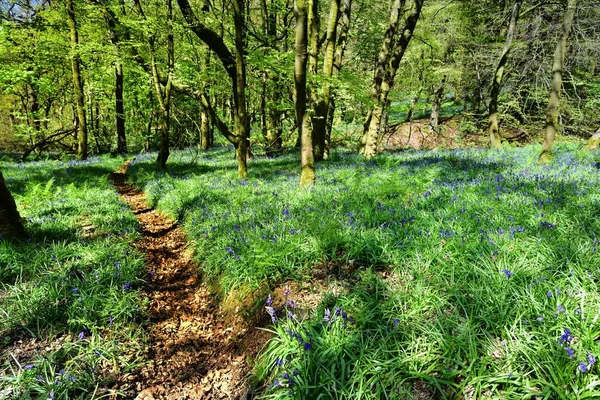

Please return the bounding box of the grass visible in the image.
[0,155,146,399]
[126,144,600,399]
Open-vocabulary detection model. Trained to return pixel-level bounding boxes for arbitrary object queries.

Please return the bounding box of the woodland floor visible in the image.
[110,163,253,400]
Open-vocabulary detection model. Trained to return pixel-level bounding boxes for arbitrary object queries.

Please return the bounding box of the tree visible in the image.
[488,0,523,149]
[361,0,424,159]
[0,169,26,238]
[65,0,88,160]
[294,0,315,187]
[539,0,577,163]
[177,0,249,178]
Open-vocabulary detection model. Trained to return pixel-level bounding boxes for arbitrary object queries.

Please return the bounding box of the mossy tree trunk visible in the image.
[152,0,174,169]
[0,170,26,239]
[488,0,523,149]
[312,0,340,161]
[66,0,87,160]
[539,0,576,164]
[361,0,423,159]
[294,0,314,188]
[429,75,446,133]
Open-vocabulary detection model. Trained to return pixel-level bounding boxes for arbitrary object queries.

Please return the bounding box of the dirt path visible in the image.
[110,163,251,400]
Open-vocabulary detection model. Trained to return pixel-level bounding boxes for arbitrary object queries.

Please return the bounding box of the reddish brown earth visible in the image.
[111,163,255,400]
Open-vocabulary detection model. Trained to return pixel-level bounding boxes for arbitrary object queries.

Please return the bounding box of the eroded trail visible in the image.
[111,164,250,400]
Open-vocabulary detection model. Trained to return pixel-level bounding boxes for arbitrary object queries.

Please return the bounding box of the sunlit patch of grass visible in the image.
[0,155,146,398]
[127,144,600,398]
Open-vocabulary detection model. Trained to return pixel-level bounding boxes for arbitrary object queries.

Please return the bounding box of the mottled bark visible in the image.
[488,0,522,149]
[539,0,576,163]
[200,101,212,150]
[587,128,600,151]
[362,0,423,158]
[312,0,340,161]
[295,0,314,188]
[232,0,248,178]
[154,0,174,168]
[324,0,351,158]
[66,0,87,160]
[0,170,26,239]
[429,76,446,133]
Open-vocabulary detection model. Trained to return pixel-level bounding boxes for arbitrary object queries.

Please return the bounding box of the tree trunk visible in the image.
[115,59,126,153]
[539,0,576,163]
[153,0,174,169]
[361,0,423,158]
[0,170,26,239]
[66,0,88,160]
[263,0,283,157]
[232,0,248,179]
[587,128,600,151]
[200,101,212,150]
[324,0,352,158]
[488,0,522,149]
[295,0,314,188]
[429,76,446,133]
[312,0,340,161]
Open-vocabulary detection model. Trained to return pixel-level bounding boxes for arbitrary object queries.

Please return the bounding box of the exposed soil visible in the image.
[110,162,254,400]
[383,117,532,150]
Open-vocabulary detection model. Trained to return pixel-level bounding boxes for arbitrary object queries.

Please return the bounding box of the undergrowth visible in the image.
[0,156,146,399]
[127,144,600,398]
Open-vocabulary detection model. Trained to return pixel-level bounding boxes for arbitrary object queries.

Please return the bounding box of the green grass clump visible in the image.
[128,144,600,398]
[0,156,146,398]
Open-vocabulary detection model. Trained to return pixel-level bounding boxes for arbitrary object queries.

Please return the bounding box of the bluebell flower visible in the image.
[266,306,278,325]
[303,342,312,351]
[78,331,86,340]
[536,317,544,322]
[502,269,512,278]
[123,282,131,291]
[23,364,34,370]
[266,294,272,306]
[393,318,400,325]
[271,379,280,388]
[579,362,587,373]
[558,328,573,345]
[274,358,284,367]
[284,286,291,297]
[323,308,331,324]
[557,304,565,313]
[564,348,575,358]
[547,291,552,297]
[588,353,596,366]
[540,221,556,229]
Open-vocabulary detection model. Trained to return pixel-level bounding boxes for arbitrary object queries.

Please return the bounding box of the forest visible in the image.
[1,0,599,398]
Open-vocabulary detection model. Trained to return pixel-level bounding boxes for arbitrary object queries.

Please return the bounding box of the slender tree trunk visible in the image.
[0,170,26,239]
[295,0,314,188]
[154,0,174,168]
[66,0,87,160]
[362,0,423,158]
[324,0,351,158]
[539,0,576,163]
[263,0,284,157]
[587,128,600,151]
[488,0,523,149]
[115,59,126,153]
[429,76,446,133]
[200,101,212,150]
[312,0,340,161]
[232,0,248,178]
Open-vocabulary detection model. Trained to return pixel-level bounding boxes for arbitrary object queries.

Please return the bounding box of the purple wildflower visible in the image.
[393,318,400,325]
[284,286,291,297]
[303,342,312,351]
[78,331,86,340]
[266,294,273,306]
[588,353,596,366]
[123,282,131,291]
[502,269,512,278]
[579,362,588,373]
[558,328,573,345]
[266,306,278,325]
[564,348,575,358]
[23,364,34,370]
[323,308,331,324]
[547,291,552,297]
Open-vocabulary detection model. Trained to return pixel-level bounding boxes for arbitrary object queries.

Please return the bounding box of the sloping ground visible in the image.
[111,164,251,399]
[383,117,532,150]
